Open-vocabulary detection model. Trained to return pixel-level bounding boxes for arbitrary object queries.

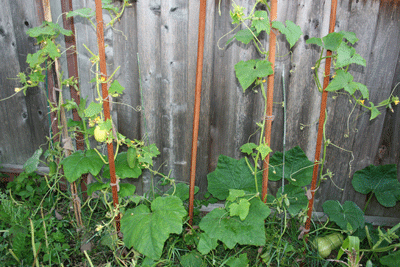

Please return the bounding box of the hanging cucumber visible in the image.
[127,147,137,168]
[313,232,344,258]
[48,161,57,177]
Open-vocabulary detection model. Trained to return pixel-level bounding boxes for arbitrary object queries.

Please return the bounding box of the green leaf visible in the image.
[226,189,246,202]
[272,20,302,48]
[164,182,199,202]
[26,51,46,68]
[23,148,43,173]
[235,28,257,45]
[207,155,262,200]
[43,41,60,60]
[197,232,218,255]
[118,183,136,198]
[347,82,369,99]
[268,146,314,187]
[252,11,270,34]
[325,69,353,92]
[87,182,109,196]
[380,250,400,267]
[338,31,359,45]
[306,37,323,47]
[276,184,308,217]
[336,42,366,68]
[67,8,95,19]
[29,70,46,84]
[352,164,400,207]
[121,196,187,260]
[199,198,270,249]
[235,59,273,92]
[138,144,160,166]
[256,143,272,160]
[103,152,142,179]
[226,253,249,267]
[228,198,250,221]
[180,251,206,267]
[240,143,258,155]
[322,200,365,231]
[109,80,125,96]
[61,149,105,183]
[322,32,343,51]
[369,102,381,120]
[84,102,103,118]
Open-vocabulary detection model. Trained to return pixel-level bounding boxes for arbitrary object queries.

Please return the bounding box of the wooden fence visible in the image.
[0,0,400,219]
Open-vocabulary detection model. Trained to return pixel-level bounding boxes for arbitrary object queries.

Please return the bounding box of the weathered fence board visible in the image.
[1,0,400,219]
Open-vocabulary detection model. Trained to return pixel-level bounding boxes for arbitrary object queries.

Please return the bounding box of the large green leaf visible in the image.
[23,148,43,174]
[199,198,270,249]
[121,196,187,260]
[207,155,262,200]
[268,146,314,187]
[103,152,142,179]
[352,164,400,207]
[276,184,308,217]
[272,20,302,48]
[322,200,365,231]
[234,59,273,92]
[61,149,104,183]
[380,251,400,267]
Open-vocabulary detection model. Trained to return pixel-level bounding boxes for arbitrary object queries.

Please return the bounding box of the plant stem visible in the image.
[363,192,374,213]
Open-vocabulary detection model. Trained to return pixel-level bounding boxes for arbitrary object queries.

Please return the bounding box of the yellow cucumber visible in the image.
[94,126,108,142]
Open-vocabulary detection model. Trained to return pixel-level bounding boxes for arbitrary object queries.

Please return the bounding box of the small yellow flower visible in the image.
[358,99,365,105]
[95,225,103,232]
[100,76,106,82]
[332,74,336,79]
[262,79,266,83]
[394,100,399,105]
[14,87,22,93]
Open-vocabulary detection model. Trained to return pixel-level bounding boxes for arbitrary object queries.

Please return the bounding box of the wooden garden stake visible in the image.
[60,0,89,199]
[40,0,83,227]
[188,0,207,226]
[94,0,120,231]
[261,0,278,202]
[304,0,338,236]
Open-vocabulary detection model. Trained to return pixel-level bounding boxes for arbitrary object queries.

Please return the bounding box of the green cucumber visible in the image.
[127,147,137,168]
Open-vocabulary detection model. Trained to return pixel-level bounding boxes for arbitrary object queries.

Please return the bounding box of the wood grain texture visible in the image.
[0,0,48,165]
[1,0,400,218]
